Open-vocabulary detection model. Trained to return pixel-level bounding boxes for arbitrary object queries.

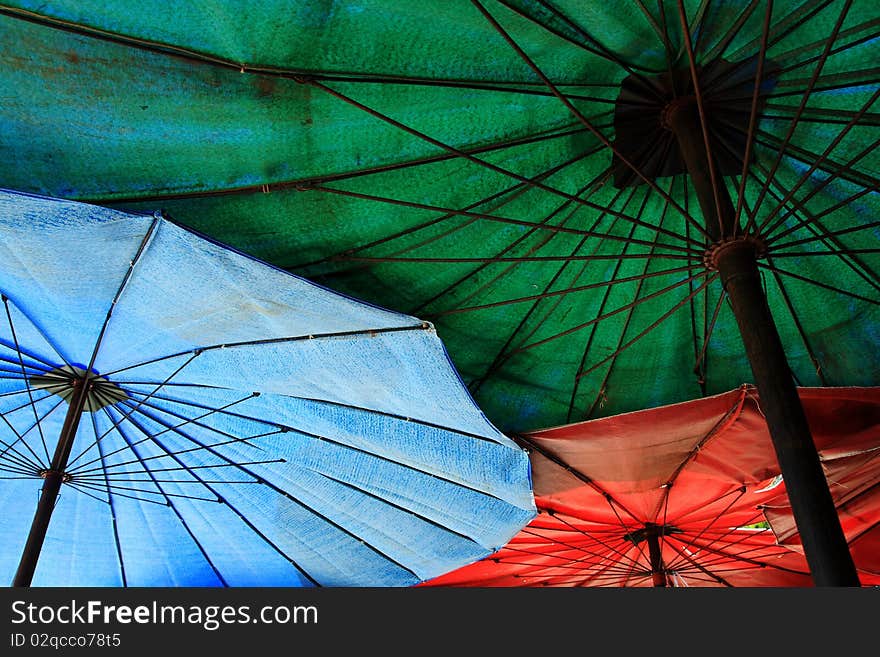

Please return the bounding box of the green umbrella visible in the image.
[1,0,877,585]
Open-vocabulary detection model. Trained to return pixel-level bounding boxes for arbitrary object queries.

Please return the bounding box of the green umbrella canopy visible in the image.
[1,0,878,436]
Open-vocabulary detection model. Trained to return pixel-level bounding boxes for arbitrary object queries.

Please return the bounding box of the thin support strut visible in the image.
[13,375,92,587]
[666,99,859,587]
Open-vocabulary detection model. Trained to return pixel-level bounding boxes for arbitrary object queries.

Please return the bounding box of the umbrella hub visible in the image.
[29,365,128,411]
[703,235,767,271]
[622,523,682,545]
[611,58,778,189]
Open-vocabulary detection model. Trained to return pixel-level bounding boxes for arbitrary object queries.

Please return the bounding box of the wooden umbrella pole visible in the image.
[664,98,859,586]
[13,376,91,587]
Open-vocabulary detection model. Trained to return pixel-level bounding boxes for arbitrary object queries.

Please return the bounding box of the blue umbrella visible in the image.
[0,189,535,587]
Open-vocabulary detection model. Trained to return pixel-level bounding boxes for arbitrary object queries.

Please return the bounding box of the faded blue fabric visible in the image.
[0,189,535,587]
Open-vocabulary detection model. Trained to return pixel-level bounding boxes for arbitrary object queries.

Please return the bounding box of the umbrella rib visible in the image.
[470,0,711,240]
[666,530,811,576]
[0,4,618,93]
[64,351,202,470]
[755,88,880,237]
[470,182,641,395]
[294,467,486,548]
[82,217,159,376]
[84,395,508,503]
[663,539,733,586]
[116,404,419,582]
[408,160,619,316]
[498,0,668,80]
[729,0,835,61]
[766,256,828,385]
[746,0,853,229]
[0,392,63,471]
[742,160,880,291]
[576,272,719,380]
[296,141,604,276]
[760,16,880,76]
[89,411,127,586]
[0,349,56,374]
[677,0,728,240]
[538,513,647,572]
[661,489,756,571]
[755,261,880,306]
[0,298,73,371]
[308,172,703,253]
[661,391,748,509]
[748,129,880,191]
[771,217,880,252]
[584,172,677,420]
[2,295,51,463]
[692,282,727,390]
[514,436,641,523]
[120,385,511,453]
[89,122,598,207]
[760,103,880,127]
[634,0,668,46]
[736,0,774,237]
[69,384,255,472]
[432,264,697,319]
[111,398,510,572]
[703,0,762,63]
[97,406,314,586]
[100,323,431,379]
[509,269,709,357]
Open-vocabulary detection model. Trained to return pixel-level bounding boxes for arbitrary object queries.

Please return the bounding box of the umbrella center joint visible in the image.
[29,365,128,411]
[703,235,767,271]
[623,523,682,545]
[37,469,73,483]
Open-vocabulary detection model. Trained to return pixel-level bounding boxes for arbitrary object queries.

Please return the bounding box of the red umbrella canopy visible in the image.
[422,385,880,587]
[761,389,880,586]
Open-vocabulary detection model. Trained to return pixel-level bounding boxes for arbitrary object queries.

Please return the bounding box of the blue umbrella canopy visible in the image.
[0,189,536,587]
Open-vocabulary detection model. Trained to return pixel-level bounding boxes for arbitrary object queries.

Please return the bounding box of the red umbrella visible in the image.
[761,391,880,586]
[421,386,880,587]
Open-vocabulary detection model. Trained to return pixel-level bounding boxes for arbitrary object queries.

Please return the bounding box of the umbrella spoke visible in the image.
[677,0,728,239]
[89,412,127,586]
[663,540,734,586]
[497,0,668,81]
[91,122,602,207]
[409,164,620,316]
[583,174,677,419]
[755,88,880,237]
[83,217,159,375]
[735,0,774,237]
[729,0,835,62]
[98,405,319,585]
[431,264,697,318]
[750,130,880,191]
[296,468,484,546]
[771,217,880,252]
[756,261,880,306]
[78,388,262,467]
[702,0,762,64]
[507,271,711,358]
[743,162,880,291]
[471,0,711,241]
[471,184,643,395]
[764,15,880,76]
[760,135,880,243]
[64,351,202,470]
[101,323,430,380]
[746,0,852,231]
[0,392,64,471]
[541,512,648,573]
[3,295,51,463]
